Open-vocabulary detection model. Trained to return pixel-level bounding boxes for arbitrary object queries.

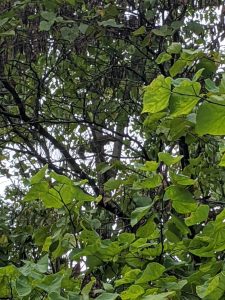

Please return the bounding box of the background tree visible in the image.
[0,0,225,299]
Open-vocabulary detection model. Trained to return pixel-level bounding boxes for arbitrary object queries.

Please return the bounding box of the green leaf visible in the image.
[143,112,167,128]
[104,178,123,190]
[115,269,141,287]
[205,79,219,92]
[196,275,221,299]
[139,161,159,172]
[30,165,48,184]
[193,68,204,81]
[120,285,145,299]
[36,255,49,273]
[187,21,204,35]
[39,20,53,31]
[98,163,113,175]
[133,26,145,36]
[133,174,162,189]
[136,262,165,283]
[156,52,172,64]
[0,18,9,27]
[171,20,183,29]
[0,265,18,277]
[73,186,95,202]
[133,196,152,207]
[131,205,152,227]
[98,19,123,28]
[0,30,15,36]
[219,153,225,167]
[142,75,172,113]
[33,227,49,246]
[50,171,73,185]
[219,73,225,94]
[136,219,156,238]
[165,185,197,214]
[60,26,79,42]
[81,277,95,297]
[185,205,209,226]
[41,192,63,209]
[167,42,182,54]
[142,291,176,299]
[170,172,196,185]
[23,181,49,202]
[96,293,119,300]
[196,102,225,135]
[169,80,201,117]
[169,59,187,77]
[48,292,68,300]
[16,276,32,297]
[66,0,76,4]
[196,57,217,77]
[36,273,63,293]
[43,236,52,252]
[50,185,74,205]
[41,11,57,21]
[168,215,190,235]
[79,23,89,34]
[118,233,135,244]
[152,26,173,36]
[158,152,182,166]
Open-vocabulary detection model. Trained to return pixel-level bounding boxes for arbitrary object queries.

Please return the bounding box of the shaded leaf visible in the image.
[96,293,119,300]
[104,178,123,191]
[41,11,56,21]
[196,102,225,135]
[16,276,32,297]
[131,205,152,227]
[39,20,53,31]
[60,26,79,41]
[165,185,197,214]
[98,19,123,28]
[133,26,145,36]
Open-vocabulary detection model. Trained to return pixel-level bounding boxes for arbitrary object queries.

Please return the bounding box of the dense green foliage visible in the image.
[0,0,225,299]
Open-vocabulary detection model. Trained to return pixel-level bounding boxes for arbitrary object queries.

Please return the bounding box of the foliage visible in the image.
[0,0,225,299]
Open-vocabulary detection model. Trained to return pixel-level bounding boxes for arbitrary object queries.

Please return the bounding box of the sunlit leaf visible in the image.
[135,262,165,283]
[142,75,172,113]
[170,80,201,117]
[167,42,182,54]
[158,152,183,166]
[30,164,48,184]
[156,52,172,64]
[120,285,145,299]
[185,205,209,226]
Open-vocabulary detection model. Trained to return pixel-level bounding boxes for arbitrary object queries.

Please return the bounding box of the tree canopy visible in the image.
[0,0,225,299]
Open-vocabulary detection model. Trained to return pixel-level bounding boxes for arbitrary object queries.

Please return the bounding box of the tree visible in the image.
[0,0,225,298]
